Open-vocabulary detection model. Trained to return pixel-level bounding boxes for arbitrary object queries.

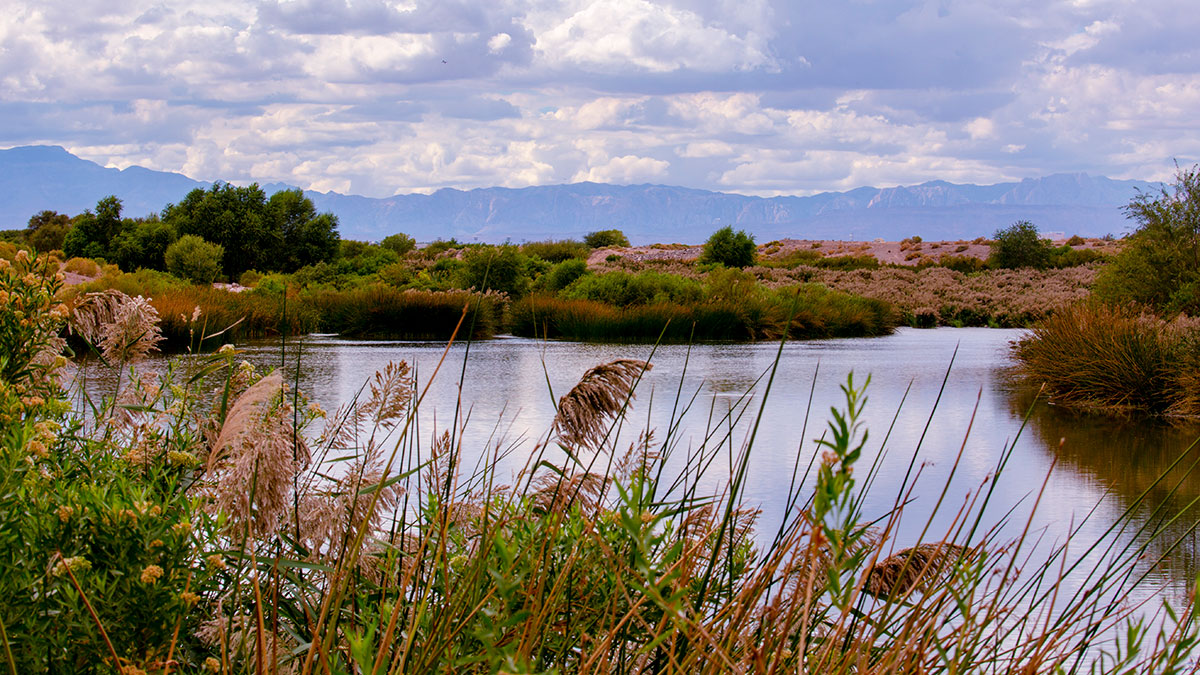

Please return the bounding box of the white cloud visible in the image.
[573,155,670,183]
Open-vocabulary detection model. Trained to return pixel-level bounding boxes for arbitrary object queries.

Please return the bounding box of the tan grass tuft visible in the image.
[862,542,968,599]
[552,359,651,451]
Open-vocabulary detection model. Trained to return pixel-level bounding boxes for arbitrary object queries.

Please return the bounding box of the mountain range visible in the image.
[0,145,1158,243]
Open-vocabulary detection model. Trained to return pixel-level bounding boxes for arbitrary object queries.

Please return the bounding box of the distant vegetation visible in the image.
[1014,164,1200,416]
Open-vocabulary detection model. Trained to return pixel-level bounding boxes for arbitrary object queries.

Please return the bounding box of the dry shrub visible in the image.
[1014,302,1200,416]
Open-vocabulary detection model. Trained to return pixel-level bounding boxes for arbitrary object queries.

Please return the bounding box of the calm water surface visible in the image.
[78,327,1200,602]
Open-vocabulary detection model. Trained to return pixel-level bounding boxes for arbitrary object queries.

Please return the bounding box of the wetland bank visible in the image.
[4,169,1200,672]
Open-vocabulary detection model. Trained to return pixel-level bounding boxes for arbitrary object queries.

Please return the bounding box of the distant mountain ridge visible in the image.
[0,145,1158,243]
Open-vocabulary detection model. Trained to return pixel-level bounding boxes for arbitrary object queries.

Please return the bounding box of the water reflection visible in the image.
[1006,383,1200,587]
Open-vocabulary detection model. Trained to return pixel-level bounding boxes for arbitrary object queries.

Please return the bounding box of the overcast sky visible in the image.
[2,0,1197,197]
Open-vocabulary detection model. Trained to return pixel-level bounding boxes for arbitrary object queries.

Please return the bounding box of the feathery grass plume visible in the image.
[67,289,129,346]
[530,470,608,515]
[98,294,164,362]
[362,360,413,428]
[552,359,650,451]
[862,542,970,599]
[297,457,405,562]
[206,370,311,538]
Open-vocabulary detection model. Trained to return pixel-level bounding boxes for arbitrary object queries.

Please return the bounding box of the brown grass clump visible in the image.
[1013,302,1200,416]
[552,359,651,451]
[862,542,969,599]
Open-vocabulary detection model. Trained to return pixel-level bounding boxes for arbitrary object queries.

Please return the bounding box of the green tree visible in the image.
[583,229,631,248]
[699,226,756,268]
[63,196,124,261]
[110,216,178,271]
[988,220,1053,269]
[380,232,417,256]
[1094,164,1200,313]
[163,184,339,278]
[268,188,340,272]
[26,210,71,252]
[164,235,224,283]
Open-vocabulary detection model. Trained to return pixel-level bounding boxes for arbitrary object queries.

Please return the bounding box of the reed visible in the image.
[1013,302,1200,416]
[3,254,1198,672]
[305,285,504,339]
[511,284,894,342]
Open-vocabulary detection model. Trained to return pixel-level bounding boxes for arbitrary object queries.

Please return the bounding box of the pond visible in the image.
[74,327,1200,606]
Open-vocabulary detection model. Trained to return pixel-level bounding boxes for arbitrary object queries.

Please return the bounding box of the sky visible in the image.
[1,0,1197,198]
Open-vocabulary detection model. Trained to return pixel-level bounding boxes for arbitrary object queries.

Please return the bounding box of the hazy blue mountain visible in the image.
[1,145,1158,243]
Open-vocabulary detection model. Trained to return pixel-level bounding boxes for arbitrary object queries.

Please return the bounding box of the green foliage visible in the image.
[63,196,124,261]
[988,220,1054,269]
[561,270,703,306]
[380,232,416,256]
[164,234,224,284]
[1094,164,1200,314]
[109,216,178,272]
[26,210,71,252]
[542,258,589,292]
[163,183,339,278]
[309,286,504,339]
[460,245,533,297]
[699,226,756,268]
[521,239,590,262]
[583,229,631,248]
[336,240,400,276]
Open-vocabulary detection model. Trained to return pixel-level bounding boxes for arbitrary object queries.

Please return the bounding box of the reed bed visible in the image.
[512,284,894,342]
[305,285,505,340]
[3,251,1199,673]
[1013,302,1200,416]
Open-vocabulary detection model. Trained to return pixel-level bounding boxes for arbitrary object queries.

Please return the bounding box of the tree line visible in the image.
[16,183,341,282]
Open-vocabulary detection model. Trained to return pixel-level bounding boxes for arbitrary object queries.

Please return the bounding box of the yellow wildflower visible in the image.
[56,505,74,522]
[206,554,226,570]
[204,657,221,672]
[51,556,91,577]
[180,591,201,607]
[139,565,164,584]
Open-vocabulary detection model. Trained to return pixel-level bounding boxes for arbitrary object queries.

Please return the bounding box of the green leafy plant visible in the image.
[699,226,756,268]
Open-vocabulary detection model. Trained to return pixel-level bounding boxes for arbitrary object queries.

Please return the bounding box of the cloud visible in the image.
[1,0,1198,203]
[573,155,671,183]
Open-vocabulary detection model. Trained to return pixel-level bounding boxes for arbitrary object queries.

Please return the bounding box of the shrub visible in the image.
[561,270,703,307]
[988,220,1053,269]
[308,286,504,339]
[380,232,417,255]
[1013,302,1200,416]
[164,234,224,283]
[239,269,263,287]
[543,258,589,292]
[522,239,589,263]
[1065,234,1086,246]
[460,245,532,297]
[63,257,101,277]
[699,226,756,268]
[1094,164,1200,314]
[583,229,630,248]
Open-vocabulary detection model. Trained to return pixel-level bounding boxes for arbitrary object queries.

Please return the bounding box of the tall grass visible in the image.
[1013,302,1200,416]
[512,283,895,342]
[306,285,505,339]
[3,254,1200,672]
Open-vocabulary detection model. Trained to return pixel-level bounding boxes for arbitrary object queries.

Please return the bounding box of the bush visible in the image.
[164,234,224,284]
[543,258,589,292]
[583,229,630,249]
[699,226,756,268]
[380,232,416,255]
[561,270,703,307]
[460,245,532,297]
[1094,164,1200,314]
[522,239,589,262]
[988,220,1053,269]
[1013,302,1200,416]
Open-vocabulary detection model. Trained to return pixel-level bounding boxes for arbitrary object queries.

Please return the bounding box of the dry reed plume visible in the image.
[552,359,650,451]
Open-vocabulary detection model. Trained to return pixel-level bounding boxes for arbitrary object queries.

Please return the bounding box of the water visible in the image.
[73,327,1200,600]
